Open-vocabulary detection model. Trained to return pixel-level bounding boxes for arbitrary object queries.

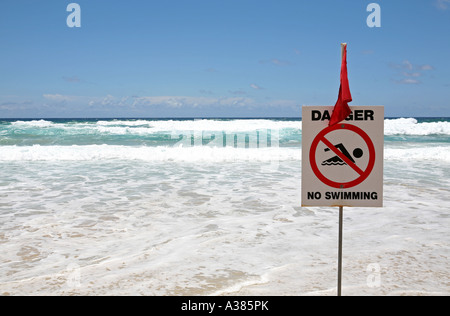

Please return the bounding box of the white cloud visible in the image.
[229,90,247,96]
[418,64,434,71]
[390,60,434,85]
[265,99,299,108]
[44,94,248,110]
[402,72,421,77]
[389,60,416,70]
[435,0,450,10]
[131,96,256,108]
[250,84,264,90]
[390,60,434,72]
[86,95,134,108]
[403,60,413,70]
[62,76,81,83]
[396,78,421,85]
[219,97,256,107]
[133,96,209,108]
[37,94,298,115]
[0,100,33,111]
[43,94,76,102]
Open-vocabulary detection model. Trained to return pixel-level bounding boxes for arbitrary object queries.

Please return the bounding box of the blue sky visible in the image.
[0,0,449,118]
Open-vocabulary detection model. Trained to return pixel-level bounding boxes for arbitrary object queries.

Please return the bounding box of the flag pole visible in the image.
[337,43,346,297]
[341,43,347,61]
[337,205,343,296]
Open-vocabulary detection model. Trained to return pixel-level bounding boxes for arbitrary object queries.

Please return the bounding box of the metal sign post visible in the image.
[337,206,343,296]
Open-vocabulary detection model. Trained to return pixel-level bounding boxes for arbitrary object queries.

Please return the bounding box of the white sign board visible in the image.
[302,106,384,207]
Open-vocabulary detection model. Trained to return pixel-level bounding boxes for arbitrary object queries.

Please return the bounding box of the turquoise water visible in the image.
[0,117,449,150]
[0,118,302,147]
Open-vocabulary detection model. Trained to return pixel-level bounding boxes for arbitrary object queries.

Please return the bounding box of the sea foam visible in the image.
[385,118,450,136]
[0,145,301,162]
[0,144,448,162]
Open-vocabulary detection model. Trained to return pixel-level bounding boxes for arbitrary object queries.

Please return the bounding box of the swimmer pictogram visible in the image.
[322,144,363,166]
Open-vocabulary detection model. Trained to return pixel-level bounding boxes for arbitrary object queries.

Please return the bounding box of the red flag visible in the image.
[329,44,352,126]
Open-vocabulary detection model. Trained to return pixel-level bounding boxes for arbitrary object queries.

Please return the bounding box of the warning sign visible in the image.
[302,106,384,207]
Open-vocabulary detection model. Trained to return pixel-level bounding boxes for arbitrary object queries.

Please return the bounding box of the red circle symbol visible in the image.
[309,124,376,189]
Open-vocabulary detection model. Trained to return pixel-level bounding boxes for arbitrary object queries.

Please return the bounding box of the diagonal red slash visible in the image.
[319,136,364,176]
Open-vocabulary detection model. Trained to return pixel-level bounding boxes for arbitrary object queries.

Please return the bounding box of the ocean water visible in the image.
[0,117,449,295]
